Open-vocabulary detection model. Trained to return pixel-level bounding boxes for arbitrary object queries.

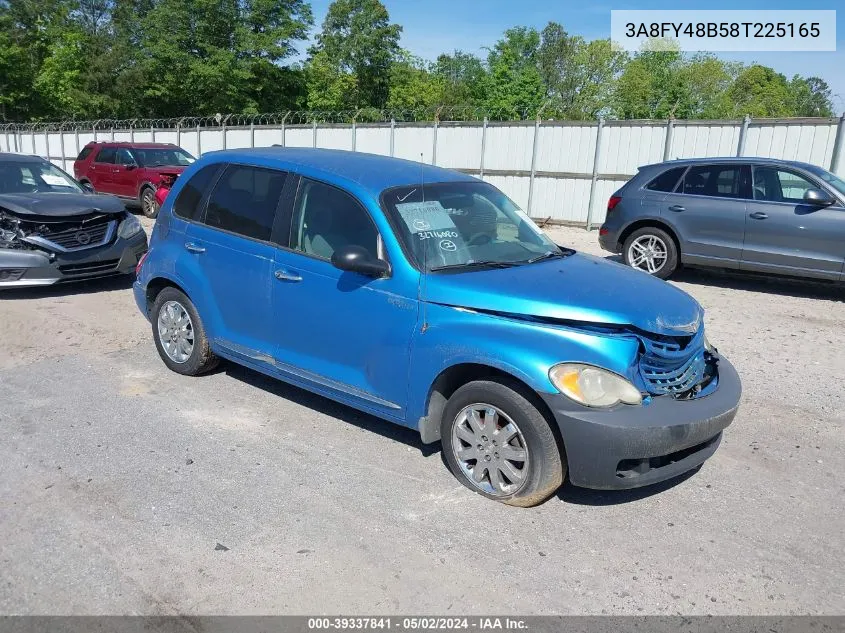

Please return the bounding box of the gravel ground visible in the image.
[0,217,843,615]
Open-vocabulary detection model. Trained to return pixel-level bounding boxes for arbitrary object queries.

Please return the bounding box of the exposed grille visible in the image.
[36,220,115,252]
[638,331,706,396]
[58,259,120,276]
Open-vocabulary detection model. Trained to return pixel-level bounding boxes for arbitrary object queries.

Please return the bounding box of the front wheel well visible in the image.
[145,278,188,316]
[618,220,681,258]
[418,363,560,449]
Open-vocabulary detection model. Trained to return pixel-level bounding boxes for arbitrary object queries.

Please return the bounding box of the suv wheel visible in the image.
[151,287,219,376]
[141,187,159,219]
[623,226,678,279]
[440,379,565,507]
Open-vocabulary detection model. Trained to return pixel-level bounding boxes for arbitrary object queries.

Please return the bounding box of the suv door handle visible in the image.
[184,242,206,254]
[749,211,768,220]
[274,269,302,282]
[668,204,685,212]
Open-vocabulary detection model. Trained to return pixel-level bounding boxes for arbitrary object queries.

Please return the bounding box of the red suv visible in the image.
[73,142,195,218]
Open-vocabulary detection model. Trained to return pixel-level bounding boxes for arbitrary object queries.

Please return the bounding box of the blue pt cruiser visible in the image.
[134,148,741,507]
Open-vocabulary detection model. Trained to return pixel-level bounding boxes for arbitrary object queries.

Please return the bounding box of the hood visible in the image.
[0,192,127,217]
[425,252,703,337]
[146,165,187,175]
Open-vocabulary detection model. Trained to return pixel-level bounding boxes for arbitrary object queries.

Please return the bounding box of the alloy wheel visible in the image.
[627,234,668,274]
[157,300,194,364]
[451,403,529,497]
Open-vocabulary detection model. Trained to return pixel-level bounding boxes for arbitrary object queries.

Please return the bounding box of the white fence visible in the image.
[3,115,844,228]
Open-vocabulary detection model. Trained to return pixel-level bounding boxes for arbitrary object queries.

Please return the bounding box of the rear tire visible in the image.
[141,186,159,219]
[623,226,678,279]
[440,379,565,507]
[151,287,219,376]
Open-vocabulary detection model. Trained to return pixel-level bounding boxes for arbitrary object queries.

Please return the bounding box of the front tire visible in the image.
[151,287,218,376]
[141,187,159,219]
[622,226,678,279]
[440,379,565,507]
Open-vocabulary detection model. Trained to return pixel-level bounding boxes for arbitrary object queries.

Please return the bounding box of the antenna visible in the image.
[419,153,429,333]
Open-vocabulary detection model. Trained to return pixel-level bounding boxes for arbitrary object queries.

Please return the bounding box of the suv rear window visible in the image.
[76,146,94,161]
[678,165,749,199]
[173,165,220,220]
[646,166,686,192]
[203,165,287,241]
[95,147,116,164]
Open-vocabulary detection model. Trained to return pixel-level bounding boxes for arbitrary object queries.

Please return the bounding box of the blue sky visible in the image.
[305,0,845,113]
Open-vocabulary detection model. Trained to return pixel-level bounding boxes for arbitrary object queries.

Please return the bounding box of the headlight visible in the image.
[549,363,642,407]
[117,213,142,239]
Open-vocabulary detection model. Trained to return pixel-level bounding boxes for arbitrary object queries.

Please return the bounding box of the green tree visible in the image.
[788,76,834,117]
[484,27,545,118]
[387,51,445,112]
[308,0,401,109]
[537,22,626,119]
[725,64,793,117]
[433,51,488,106]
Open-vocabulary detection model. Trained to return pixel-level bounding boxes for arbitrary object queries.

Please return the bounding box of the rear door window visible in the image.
[646,166,687,192]
[678,165,750,199]
[95,147,116,164]
[173,165,221,221]
[203,165,287,241]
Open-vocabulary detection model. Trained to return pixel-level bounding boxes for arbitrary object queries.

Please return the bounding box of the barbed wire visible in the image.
[0,106,544,132]
[0,106,841,133]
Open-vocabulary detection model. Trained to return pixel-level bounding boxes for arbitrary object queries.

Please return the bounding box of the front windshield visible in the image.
[134,148,195,167]
[0,160,82,194]
[804,164,845,197]
[382,181,562,272]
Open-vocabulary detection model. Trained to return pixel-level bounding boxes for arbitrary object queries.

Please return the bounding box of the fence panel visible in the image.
[7,116,843,225]
[744,121,838,166]
[355,126,392,156]
[670,123,741,159]
[483,124,534,172]
[436,124,483,170]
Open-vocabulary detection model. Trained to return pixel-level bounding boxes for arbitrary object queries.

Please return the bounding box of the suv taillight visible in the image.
[136,251,149,275]
[607,196,622,212]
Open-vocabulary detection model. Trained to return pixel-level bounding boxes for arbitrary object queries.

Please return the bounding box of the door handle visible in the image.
[749,211,768,220]
[184,242,206,254]
[668,205,685,212]
[274,269,302,282]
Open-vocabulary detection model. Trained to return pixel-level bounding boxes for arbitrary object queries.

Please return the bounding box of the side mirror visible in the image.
[803,188,835,206]
[79,181,94,192]
[330,245,390,278]
[124,163,137,170]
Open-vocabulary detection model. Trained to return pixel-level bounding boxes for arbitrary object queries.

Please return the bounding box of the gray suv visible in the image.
[598,158,845,281]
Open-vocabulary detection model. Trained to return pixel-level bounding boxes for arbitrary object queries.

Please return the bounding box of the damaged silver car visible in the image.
[0,153,148,289]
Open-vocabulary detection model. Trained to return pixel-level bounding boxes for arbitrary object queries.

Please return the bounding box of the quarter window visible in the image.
[646,166,686,192]
[679,165,748,199]
[204,165,287,241]
[76,146,94,161]
[753,167,817,204]
[290,179,378,260]
[173,165,220,220]
[95,147,116,164]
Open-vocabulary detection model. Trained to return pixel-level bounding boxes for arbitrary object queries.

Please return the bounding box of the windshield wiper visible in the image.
[429,260,522,272]
[524,249,572,264]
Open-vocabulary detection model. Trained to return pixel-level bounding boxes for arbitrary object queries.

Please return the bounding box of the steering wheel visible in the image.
[466,233,492,247]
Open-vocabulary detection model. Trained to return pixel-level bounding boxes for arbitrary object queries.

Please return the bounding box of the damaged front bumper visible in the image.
[541,355,741,490]
[0,230,147,289]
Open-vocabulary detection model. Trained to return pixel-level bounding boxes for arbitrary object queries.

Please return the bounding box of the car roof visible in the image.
[201,147,477,197]
[0,152,46,163]
[642,156,825,171]
[84,142,179,149]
